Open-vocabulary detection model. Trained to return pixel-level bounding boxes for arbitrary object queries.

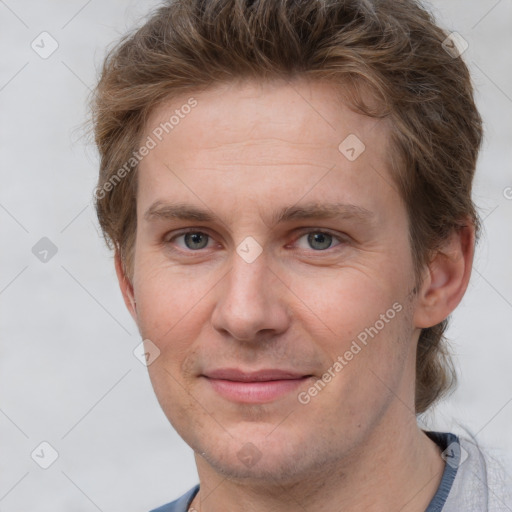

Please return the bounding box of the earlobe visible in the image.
[114,251,138,323]
[413,223,475,329]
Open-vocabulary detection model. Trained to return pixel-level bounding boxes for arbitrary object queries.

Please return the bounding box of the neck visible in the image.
[190,408,445,512]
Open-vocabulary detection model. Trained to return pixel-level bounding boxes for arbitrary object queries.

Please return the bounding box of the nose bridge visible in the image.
[226,231,270,303]
[211,246,288,341]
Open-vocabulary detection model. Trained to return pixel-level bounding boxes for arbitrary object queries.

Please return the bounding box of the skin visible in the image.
[115,78,474,511]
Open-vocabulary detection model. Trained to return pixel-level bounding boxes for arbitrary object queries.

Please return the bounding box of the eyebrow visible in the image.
[144,201,375,226]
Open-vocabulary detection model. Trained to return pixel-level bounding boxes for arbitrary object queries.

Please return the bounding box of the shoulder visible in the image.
[149,484,200,512]
[445,433,512,511]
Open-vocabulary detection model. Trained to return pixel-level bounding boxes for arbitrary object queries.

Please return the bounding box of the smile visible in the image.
[201,368,313,403]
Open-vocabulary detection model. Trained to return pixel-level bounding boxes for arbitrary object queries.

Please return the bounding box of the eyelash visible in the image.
[164,228,346,254]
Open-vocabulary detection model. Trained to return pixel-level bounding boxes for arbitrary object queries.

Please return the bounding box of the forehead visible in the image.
[136,78,396,219]
[144,78,389,157]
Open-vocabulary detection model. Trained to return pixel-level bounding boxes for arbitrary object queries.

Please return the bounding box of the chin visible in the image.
[192,423,331,485]
[203,448,307,484]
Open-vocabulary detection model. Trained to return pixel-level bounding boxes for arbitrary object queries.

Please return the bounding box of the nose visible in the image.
[210,249,291,342]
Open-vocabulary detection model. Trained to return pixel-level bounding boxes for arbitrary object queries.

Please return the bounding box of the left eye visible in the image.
[173,231,212,250]
[295,231,342,251]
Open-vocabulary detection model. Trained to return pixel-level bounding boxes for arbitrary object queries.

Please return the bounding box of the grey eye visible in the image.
[306,232,334,250]
[183,232,209,250]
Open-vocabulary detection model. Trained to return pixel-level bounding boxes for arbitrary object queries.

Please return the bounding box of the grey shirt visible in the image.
[438,432,512,511]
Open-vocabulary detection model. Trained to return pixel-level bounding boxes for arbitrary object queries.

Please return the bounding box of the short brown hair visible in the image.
[91,0,483,413]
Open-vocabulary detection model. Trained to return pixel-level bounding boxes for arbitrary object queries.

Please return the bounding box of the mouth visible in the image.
[201,368,313,403]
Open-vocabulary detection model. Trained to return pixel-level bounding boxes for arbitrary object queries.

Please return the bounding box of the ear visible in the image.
[114,250,138,323]
[413,222,475,329]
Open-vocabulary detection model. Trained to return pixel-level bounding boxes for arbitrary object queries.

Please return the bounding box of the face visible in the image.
[126,78,422,483]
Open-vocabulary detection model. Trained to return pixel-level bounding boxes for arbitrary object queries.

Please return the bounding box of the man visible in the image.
[91,0,511,510]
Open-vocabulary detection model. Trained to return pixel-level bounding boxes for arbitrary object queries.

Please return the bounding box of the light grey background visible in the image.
[1,1,511,511]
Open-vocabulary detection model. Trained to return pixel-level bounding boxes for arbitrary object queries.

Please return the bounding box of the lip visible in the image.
[202,368,313,403]
[204,368,309,382]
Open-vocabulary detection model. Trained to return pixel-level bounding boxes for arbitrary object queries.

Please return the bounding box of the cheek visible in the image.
[285,263,404,335]
[301,303,413,429]
[131,246,210,335]
[288,266,412,390]
[146,359,202,440]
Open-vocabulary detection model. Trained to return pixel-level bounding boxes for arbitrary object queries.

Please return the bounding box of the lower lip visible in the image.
[204,377,311,403]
